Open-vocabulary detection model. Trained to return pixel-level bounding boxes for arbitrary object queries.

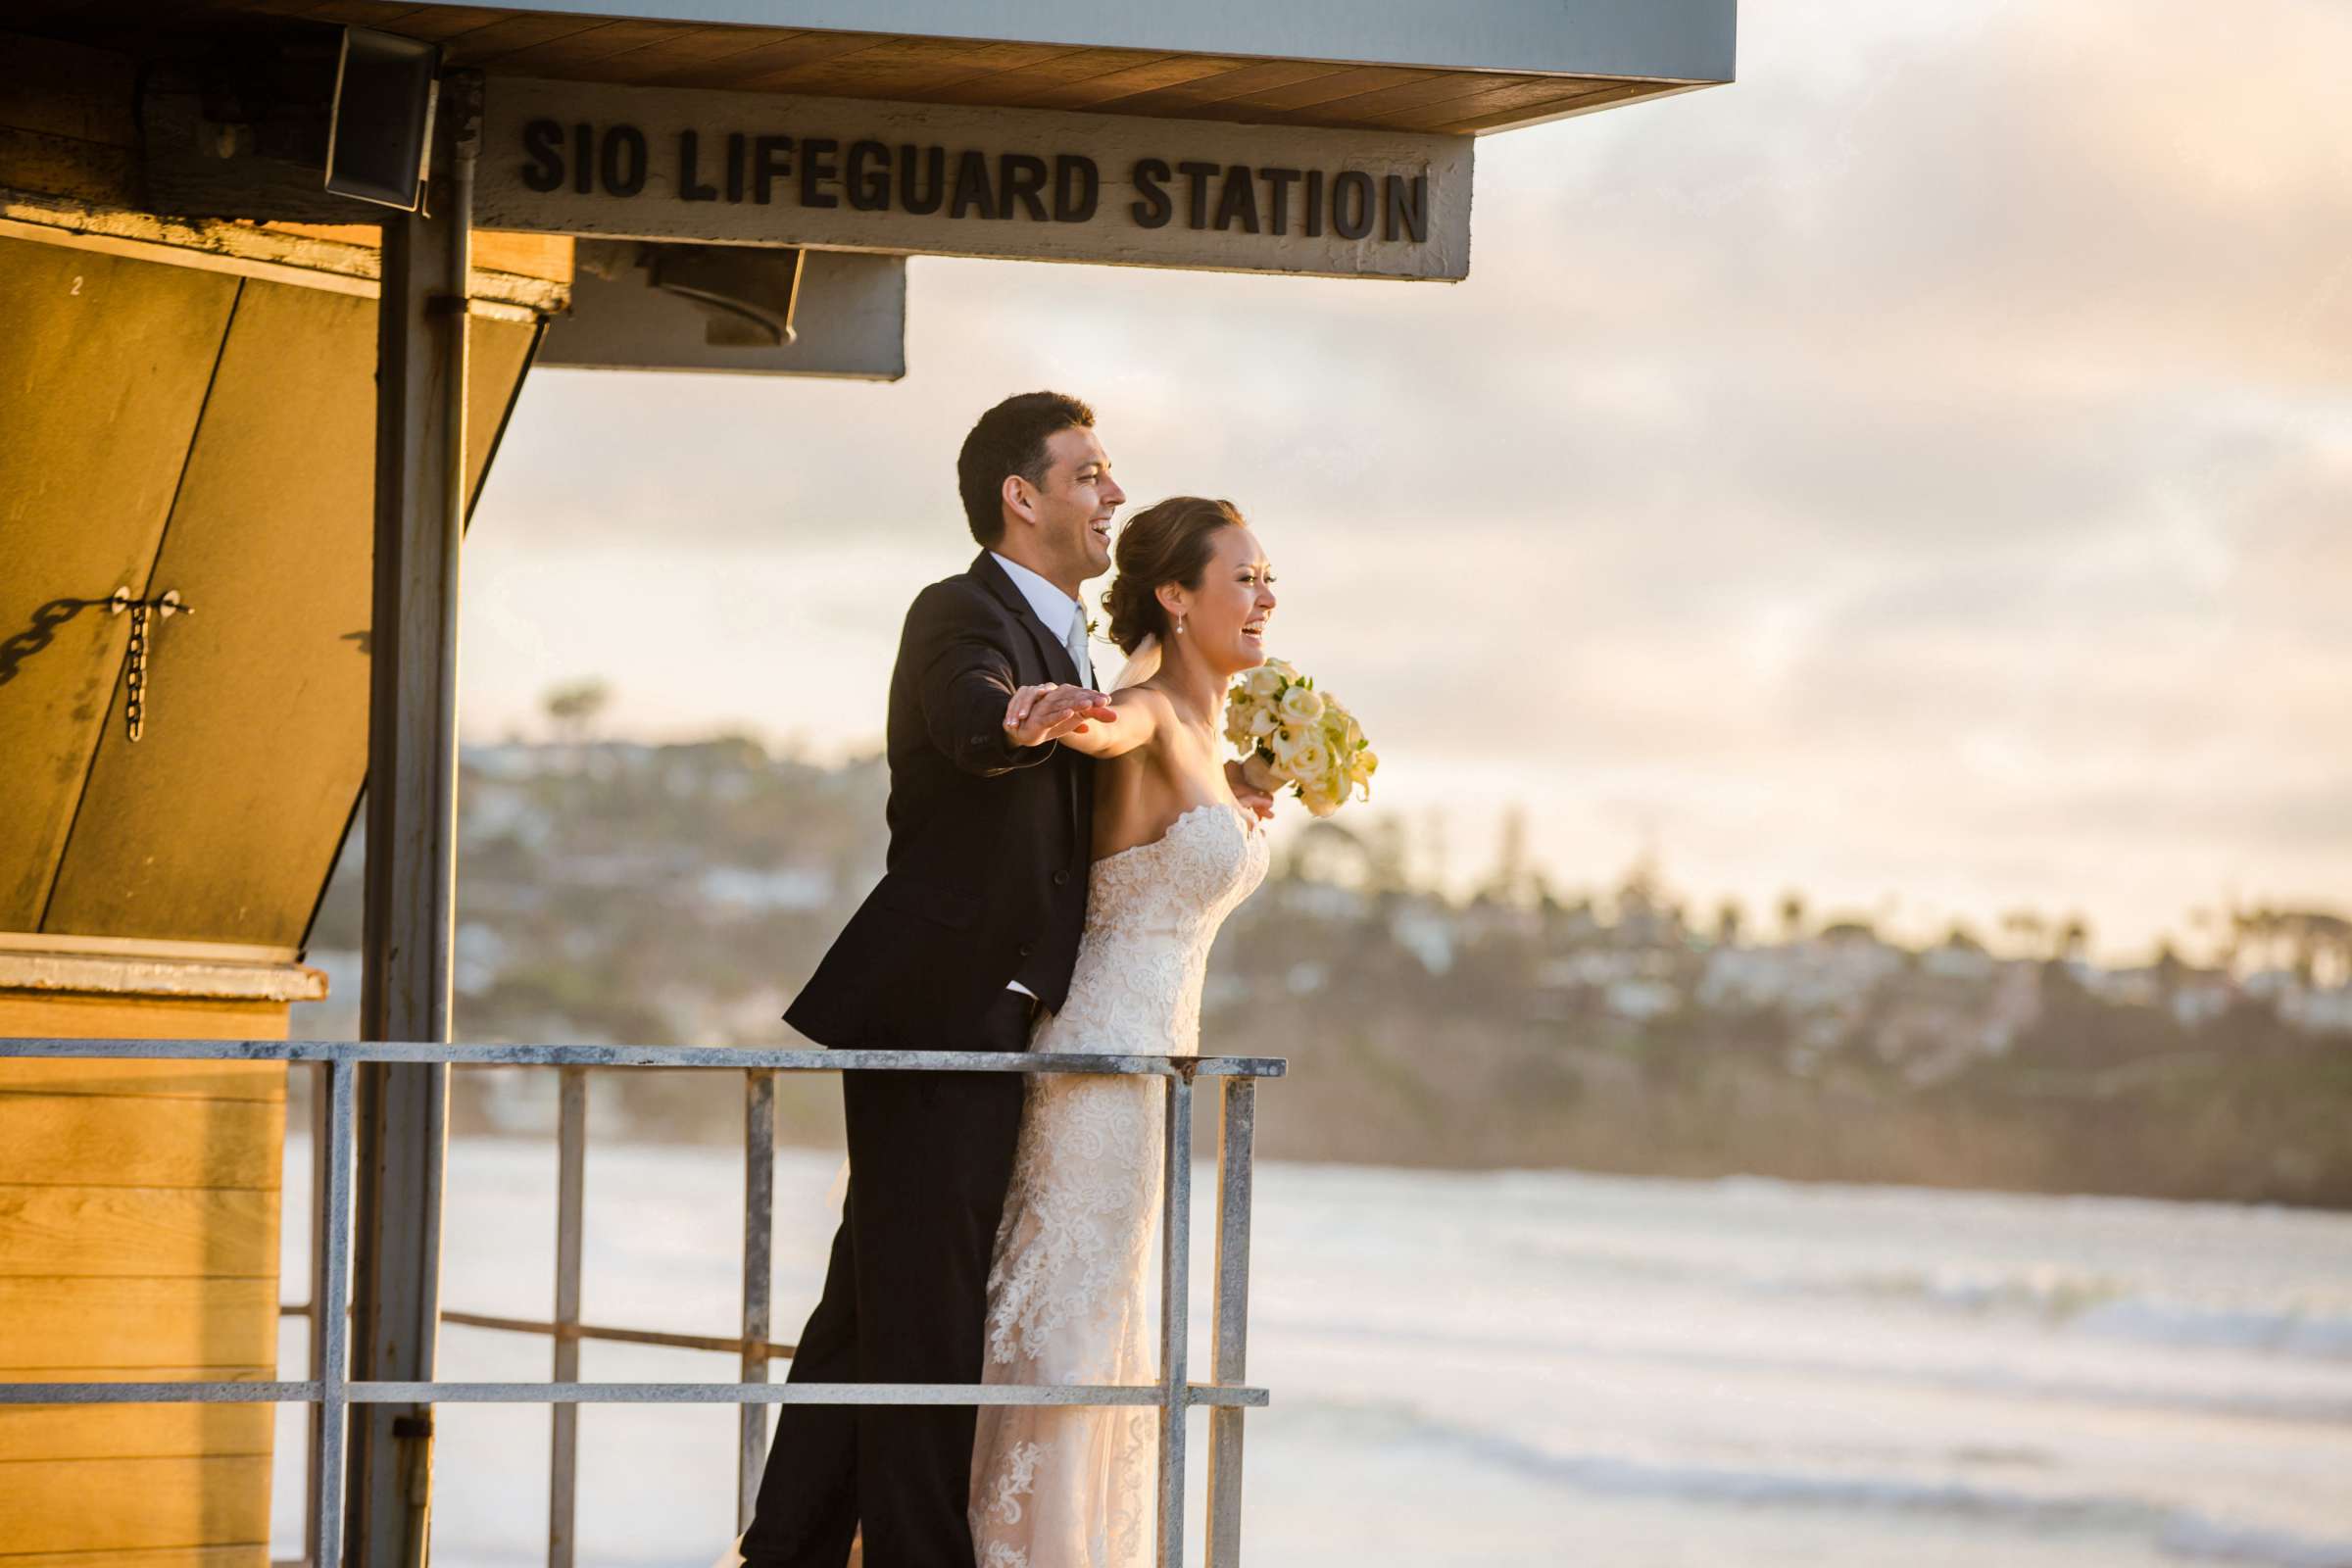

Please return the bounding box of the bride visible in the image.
[970,496,1281,1568]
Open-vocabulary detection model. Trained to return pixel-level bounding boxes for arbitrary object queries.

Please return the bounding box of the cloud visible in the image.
[465,0,2352,956]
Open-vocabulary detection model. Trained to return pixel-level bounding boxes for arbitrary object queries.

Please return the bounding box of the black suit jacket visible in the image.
[786,553,1094,1050]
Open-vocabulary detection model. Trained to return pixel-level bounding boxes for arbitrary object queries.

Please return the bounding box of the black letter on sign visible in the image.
[846,139,890,211]
[900,144,946,215]
[999,153,1049,221]
[1331,171,1374,239]
[1381,172,1428,242]
[801,137,840,210]
[1260,168,1300,235]
[1175,160,1218,230]
[1130,158,1172,228]
[1303,171,1325,237]
[678,130,719,202]
[1054,155,1099,222]
[950,148,998,220]
[601,124,648,196]
[1212,164,1260,233]
[520,118,564,192]
[572,122,594,195]
[753,135,793,204]
[725,132,747,203]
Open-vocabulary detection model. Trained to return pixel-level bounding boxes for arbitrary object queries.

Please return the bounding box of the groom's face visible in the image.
[1020,425,1125,585]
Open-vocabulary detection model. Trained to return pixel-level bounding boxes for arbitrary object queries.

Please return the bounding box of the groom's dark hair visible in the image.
[958,391,1096,547]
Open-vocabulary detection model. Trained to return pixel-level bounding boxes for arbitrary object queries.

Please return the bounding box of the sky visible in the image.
[456,0,2352,963]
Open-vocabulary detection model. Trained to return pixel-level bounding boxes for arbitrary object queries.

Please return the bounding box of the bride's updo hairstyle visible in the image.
[1102,497,1247,654]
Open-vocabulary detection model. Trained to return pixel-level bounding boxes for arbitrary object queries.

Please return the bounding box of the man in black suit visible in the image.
[739,391,1126,1568]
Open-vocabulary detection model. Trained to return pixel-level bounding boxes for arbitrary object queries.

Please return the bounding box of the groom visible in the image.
[740,391,1126,1568]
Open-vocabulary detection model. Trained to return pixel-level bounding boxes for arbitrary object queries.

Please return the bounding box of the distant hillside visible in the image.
[297,738,2352,1207]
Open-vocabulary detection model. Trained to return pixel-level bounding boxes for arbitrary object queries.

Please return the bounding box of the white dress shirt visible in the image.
[989,551,1093,687]
[988,552,1091,1001]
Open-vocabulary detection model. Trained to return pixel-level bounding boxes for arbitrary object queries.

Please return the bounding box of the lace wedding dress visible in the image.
[969,800,1270,1568]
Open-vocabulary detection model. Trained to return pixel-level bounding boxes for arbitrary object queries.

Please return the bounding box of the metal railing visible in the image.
[0,1037,1283,1568]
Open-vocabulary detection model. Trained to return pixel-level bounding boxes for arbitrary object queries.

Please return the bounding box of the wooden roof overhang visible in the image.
[13,0,1734,136]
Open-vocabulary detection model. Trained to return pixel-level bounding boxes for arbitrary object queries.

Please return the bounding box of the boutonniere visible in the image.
[1086,615,1102,642]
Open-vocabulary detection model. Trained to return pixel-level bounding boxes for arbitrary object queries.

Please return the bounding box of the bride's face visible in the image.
[1168,525,1277,676]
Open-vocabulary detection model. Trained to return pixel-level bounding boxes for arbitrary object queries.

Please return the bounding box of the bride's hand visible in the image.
[1004,684,1119,748]
[1226,757,1278,819]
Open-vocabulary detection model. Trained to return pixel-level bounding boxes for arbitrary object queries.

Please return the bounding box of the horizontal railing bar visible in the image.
[0,1038,1285,1078]
[359,1382,1270,1407]
[0,1381,324,1403]
[441,1307,799,1360]
[0,1380,1268,1408]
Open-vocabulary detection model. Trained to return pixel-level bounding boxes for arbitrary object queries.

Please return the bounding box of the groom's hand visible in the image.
[1004,684,1119,748]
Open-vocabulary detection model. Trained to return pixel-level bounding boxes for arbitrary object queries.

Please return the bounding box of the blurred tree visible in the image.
[2058,914,2091,964]
[1778,891,1807,943]
[1363,814,1410,897]
[543,678,612,744]
[2000,907,2048,957]
[1488,806,1531,906]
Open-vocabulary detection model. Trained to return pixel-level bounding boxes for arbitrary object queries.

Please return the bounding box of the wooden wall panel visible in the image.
[35,281,377,949]
[0,1454,272,1553]
[0,1056,284,1102]
[0,992,293,1048]
[0,1277,280,1370]
[38,292,539,948]
[0,1188,278,1278]
[0,1541,266,1568]
[0,1373,273,1463]
[0,241,242,931]
[0,1095,283,1190]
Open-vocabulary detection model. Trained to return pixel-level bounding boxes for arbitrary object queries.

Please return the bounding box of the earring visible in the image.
[1177,615,1187,635]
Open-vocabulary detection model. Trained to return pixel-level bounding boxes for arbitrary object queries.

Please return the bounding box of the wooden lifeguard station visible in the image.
[0,4,1735,1563]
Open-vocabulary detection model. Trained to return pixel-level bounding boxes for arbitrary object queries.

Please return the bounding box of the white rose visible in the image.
[1288,739,1331,783]
[1242,666,1285,700]
[1279,685,1325,724]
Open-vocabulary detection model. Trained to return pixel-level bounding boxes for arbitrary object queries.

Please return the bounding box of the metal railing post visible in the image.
[303,1059,332,1560]
[315,1057,357,1568]
[548,1065,588,1568]
[1204,1077,1256,1567]
[1153,1069,1195,1568]
[737,1068,775,1528]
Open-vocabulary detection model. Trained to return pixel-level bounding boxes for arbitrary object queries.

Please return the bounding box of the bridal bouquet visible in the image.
[1224,659,1377,818]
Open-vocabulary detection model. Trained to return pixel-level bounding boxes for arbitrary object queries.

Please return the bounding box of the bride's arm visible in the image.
[1007,683,1161,760]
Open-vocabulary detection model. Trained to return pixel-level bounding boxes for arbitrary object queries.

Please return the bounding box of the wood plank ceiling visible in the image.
[18,0,1693,134]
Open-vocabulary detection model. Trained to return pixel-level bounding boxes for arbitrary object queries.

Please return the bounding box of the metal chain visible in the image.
[124,602,148,741]
[106,586,189,743]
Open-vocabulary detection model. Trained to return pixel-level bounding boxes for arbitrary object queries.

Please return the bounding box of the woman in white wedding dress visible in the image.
[970,497,1280,1568]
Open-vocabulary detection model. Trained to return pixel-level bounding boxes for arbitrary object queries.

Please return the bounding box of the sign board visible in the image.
[475,77,1474,282]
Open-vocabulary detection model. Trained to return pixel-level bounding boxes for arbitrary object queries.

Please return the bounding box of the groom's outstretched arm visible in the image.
[910,583,1069,777]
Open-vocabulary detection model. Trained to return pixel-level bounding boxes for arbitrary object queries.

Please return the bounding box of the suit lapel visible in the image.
[969,553,1088,853]
[971,552,1079,686]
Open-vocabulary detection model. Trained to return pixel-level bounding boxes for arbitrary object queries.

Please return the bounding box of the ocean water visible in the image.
[271,1139,2352,1568]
